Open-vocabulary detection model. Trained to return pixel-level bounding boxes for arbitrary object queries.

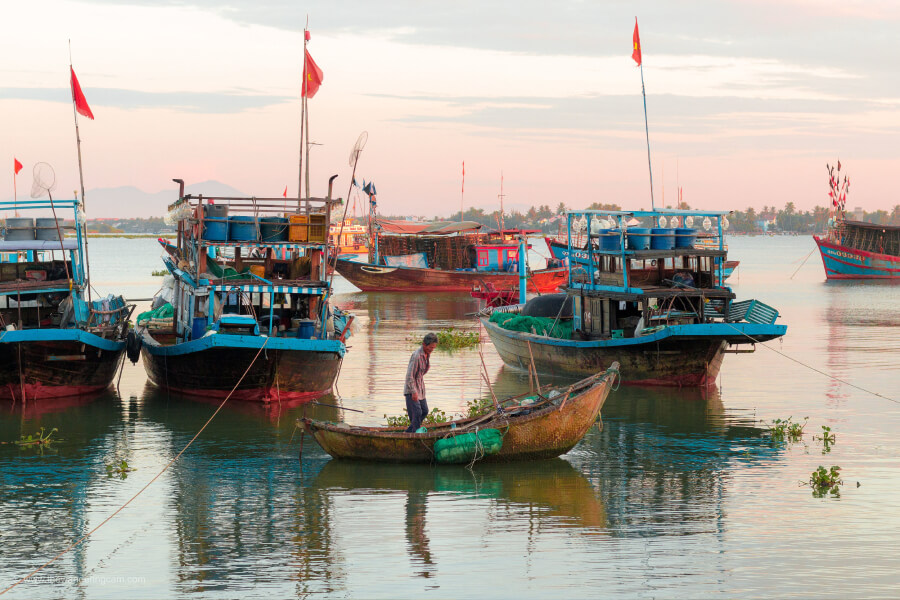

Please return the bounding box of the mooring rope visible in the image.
[724,322,896,404]
[0,336,271,596]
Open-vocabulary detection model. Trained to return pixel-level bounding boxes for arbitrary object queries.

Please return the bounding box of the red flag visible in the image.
[302,49,324,98]
[14,158,23,175]
[632,18,642,66]
[283,186,288,198]
[70,66,95,120]
[305,30,311,41]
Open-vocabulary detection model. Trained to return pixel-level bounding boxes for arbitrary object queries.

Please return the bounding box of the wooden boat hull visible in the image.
[814,235,900,279]
[544,238,739,279]
[0,329,125,402]
[140,331,344,403]
[481,317,785,387]
[301,367,617,463]
[334,258,567,292]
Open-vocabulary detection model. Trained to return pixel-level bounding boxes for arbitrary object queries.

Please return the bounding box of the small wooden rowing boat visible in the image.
[299,363,619,463]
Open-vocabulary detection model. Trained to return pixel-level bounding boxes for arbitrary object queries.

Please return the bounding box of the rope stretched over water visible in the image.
[0,337,271,596]
[724,322,897,404]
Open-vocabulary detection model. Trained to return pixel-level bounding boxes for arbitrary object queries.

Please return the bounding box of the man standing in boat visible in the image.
[404,332,438,433]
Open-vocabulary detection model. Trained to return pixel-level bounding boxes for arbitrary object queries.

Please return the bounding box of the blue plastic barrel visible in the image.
[296,319,315,339]
[259,217,289,242]
[599,229,621,251]
[675,227,697,248]
[191,317,208,340]
[626,227,651,250]
[203,218,229,241]
[228,216,258,241]
[650,228,675,250]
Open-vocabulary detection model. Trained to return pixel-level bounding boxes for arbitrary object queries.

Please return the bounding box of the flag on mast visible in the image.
[70,66,95,120]
[632,18,642,66]
[283,186,288,198]
[302,49,324,98]
[14,158,23,175]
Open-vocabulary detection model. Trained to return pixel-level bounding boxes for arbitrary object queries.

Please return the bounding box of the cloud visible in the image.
[0,87,291,114]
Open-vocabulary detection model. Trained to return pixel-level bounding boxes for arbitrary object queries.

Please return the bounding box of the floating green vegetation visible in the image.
[405,328,481,350]
[107,459,136,479]
[808,465,843,497]
[150,269,168,277]
[436,328,480,349]
[766,416,808,443]
[8,427,61,454]
[464,396,495,419]
[384,407,449,428]
[814,425,836,453]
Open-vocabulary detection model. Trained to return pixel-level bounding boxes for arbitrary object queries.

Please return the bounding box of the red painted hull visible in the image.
[334,258,567,293]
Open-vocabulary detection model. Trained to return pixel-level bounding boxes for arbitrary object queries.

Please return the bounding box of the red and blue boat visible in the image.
[813,220,900,279]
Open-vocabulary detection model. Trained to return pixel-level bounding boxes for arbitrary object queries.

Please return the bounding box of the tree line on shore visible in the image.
[377,201,900,234]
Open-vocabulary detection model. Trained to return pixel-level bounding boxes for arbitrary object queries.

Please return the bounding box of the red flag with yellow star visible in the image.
[632,18,642,66]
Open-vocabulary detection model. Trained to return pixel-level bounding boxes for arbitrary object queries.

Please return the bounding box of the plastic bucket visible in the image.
[259,217,289,242]
[675,227,697,248]
[228,216,258,241]
[35,218,61,241]
[650,228,675,250]
[249,265,265,278]
[296,319,315,339]
[203,204,229,219]
[191,317,208,340]
[203,217,229,241]
[626,227,651,250]
[4,218,34,241]
[599,229,621,251]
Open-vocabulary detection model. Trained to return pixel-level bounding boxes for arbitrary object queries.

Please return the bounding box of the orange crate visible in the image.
[288,214,308,242]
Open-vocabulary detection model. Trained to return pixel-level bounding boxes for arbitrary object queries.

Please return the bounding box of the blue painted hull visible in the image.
[0,329,125,401]
[140,331,344,402]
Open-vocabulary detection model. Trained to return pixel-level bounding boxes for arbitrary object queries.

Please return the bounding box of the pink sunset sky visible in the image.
[2,0,899,219]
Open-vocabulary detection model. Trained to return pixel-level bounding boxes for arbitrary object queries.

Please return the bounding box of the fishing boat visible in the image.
[299,364,618,464]
[482,209,786,387]
[814,220,899,279]
[545,230,739,279]
[812,160,899,279]
[136,178,348,403]
[329,219,368,256]
[0,196,132,403]
[335,219,567,292]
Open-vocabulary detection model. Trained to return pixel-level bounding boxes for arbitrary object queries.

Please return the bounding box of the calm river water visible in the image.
[1,236,898,599]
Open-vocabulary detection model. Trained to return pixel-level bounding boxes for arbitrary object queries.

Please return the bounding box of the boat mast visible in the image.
[69,42,92,306]
[298,18,309,209]
[498,170,505,234]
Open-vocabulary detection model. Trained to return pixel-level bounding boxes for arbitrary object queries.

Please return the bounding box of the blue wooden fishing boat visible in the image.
[482,209,786,388]
[0,198,132,403]
[814,220,900,279]
[136,179,349,403]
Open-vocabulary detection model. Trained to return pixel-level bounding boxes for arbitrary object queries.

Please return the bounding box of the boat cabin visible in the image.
[153,178,345,344]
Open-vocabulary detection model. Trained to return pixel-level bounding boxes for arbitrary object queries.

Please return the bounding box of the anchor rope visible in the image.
[723,322,896,404]
[0,336,271,596]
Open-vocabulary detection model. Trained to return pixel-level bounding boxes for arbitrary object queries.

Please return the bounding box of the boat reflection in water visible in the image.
[312,458,608,577]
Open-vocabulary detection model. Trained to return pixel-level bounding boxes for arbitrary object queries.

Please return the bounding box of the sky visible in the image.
[2,0,899,219]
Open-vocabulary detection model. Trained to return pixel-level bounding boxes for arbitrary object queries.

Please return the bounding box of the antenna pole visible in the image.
[69,41,92,306]
[639,62,655,210]
[498,170,505,233]
[460,160,465,222]
[298,19,308,208]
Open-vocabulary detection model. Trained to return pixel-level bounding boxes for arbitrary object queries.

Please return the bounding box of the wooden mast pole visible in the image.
[69,41,92,306]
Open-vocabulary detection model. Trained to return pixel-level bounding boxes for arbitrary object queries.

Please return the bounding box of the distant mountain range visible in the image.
[2,181,247,219]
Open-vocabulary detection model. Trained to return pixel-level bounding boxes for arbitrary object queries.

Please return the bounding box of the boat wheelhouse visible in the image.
[0,199,132,403]
[137,178,348,403]
[481,209,786,387]
[335,218,566,293]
